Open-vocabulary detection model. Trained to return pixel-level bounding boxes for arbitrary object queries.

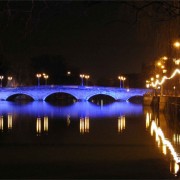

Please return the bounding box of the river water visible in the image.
[0,101,179,179]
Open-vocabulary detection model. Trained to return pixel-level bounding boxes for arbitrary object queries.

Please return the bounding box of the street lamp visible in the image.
[122,77,126,88]
[67,71,71,76]
[80,74,85,86]
[44,75,49,85]
[173,86,176,96]
[156,74,159,79]
[85,75,90,86]
[8,76,12,87]
[118,76,126,88]
[173,40,180,94]
[173,41,180,62]
[0,76,4,87]
[36,74,41,86]
[8,76,12,81]
[163,69,167,74]
[173,41,180,49]
[42,73,49,85]
[118,76,123,88]
[146,80,150,88]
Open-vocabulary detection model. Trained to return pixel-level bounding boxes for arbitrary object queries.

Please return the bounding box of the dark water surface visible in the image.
[0,101,179,179]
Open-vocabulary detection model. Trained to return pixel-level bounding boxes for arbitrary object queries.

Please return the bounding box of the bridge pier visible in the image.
[77,99,87,102]
[143,95,153,106]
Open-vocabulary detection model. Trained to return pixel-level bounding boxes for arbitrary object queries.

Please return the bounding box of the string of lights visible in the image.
[150,68,180,88]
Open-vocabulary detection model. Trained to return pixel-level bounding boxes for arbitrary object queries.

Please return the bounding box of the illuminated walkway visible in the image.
[0,85,149,101]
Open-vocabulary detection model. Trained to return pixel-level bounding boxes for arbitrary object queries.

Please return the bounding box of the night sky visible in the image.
[0,1,176,81]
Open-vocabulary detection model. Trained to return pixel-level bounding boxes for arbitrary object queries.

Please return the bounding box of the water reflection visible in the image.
[0,113,128,135]
[66,115,71,127]
[44,116,48,133]
[36,116,49,136]
[0,101,142,118]
[8,114,13,130]
[80,117,89,134]
[36,117,41,135]
[0,101,138,136]
[0,113,128,136]
[0,115,3,131]
[173,134,180,145]
[0,114,13,132]
[118,115,126,133]
[144,107,180,176]
[0,101,178,178]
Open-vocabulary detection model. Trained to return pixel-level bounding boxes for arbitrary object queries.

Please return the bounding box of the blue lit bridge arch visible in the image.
[0,85,150,101]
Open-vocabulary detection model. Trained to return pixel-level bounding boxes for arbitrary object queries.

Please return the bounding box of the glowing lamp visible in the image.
[80,74,85,86]
[36,73,41,86]
[44,75,49,85]
[80,74,84,78]
[118,76,126,88]
[0,76,4,87]
[36,74,41,78]
[156,74,159,79]
[163,69,167,73]
[84,75,90,86]
[162,56,168,60]
[85,75,90,79]
[174,41,180,48]
[8,76,12,81]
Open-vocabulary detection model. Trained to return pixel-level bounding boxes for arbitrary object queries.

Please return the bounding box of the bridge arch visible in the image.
[88,94,116,104]
[86,92,116,101]
[6,93,34,101]
[44,92,78,102]
[127,95,143,103]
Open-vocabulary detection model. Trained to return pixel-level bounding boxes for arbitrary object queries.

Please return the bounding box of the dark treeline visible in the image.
[0,53,145,88]
[0,54,81,87]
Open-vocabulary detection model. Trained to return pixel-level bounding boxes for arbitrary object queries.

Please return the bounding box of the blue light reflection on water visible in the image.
[0,101,142,118]
[0,101,177,179]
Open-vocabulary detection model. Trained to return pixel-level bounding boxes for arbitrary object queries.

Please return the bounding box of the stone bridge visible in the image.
[0,85,150,101]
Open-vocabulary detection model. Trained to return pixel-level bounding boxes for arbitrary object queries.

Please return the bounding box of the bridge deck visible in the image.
[0,85,150,101]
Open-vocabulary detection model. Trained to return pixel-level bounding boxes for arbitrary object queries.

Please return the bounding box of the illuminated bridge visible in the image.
[0,85,150,101]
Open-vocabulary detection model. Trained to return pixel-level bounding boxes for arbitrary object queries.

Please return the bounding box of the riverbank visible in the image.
[143,95,180,117]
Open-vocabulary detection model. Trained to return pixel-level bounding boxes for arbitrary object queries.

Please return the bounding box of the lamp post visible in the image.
[85,75,90,86]
[122,77,126,88]
[80,74,85,86]
[36,74,41,86]
[173,41,180,93]
[44,75,49,85]
[118,76,122,88]
[8,76,12,87]
[146,80,150,88]
[0,76,4,87]
[173,41,180,64]
[173,86,176,96]
[118,76,126,88]
[42,73,49,85]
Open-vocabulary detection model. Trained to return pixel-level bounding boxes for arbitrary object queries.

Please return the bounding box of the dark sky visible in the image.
[0,1,164,80]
